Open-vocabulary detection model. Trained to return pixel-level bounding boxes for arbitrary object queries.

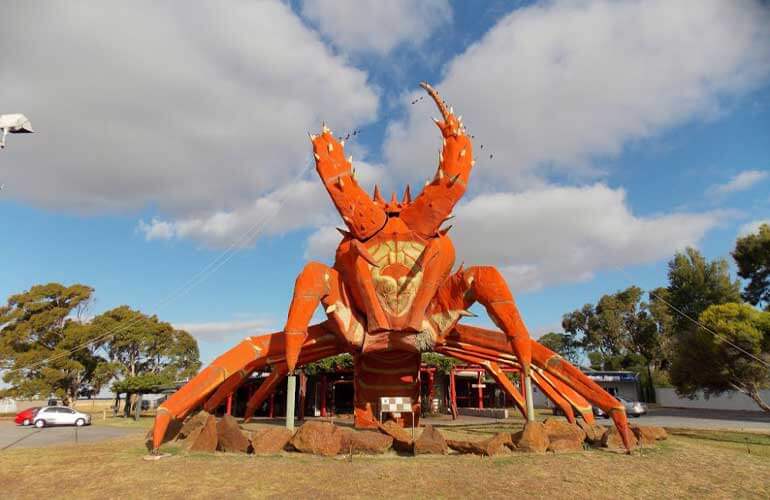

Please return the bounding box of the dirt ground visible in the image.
[1,423,768,500]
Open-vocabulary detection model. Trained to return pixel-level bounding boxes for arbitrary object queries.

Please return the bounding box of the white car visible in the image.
[33,406,92,428]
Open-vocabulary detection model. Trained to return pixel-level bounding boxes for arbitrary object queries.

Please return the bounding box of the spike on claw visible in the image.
[402,185,412,203]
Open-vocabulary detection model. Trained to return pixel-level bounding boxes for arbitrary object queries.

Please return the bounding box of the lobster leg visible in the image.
[284,262,344,372]
[436,347,528,419]
[439,324,632,450]
[242,369,287,423]
[151,322,342,452]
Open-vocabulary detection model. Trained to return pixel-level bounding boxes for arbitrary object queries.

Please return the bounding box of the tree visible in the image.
[0,283,100,405]
[666,247,741,333]
[90,305,200,389]
[733,223,770,311]
[562,286,671,401]
[669,303,770,413]
[538,332,580,364]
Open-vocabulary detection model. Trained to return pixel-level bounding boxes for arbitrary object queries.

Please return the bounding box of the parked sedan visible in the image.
[593,396,647,418]
[14,407,40,426]
[33,406,92,428]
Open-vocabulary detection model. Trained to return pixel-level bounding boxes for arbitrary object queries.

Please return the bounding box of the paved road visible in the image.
[625,407,770,432]
[0,422,140,451]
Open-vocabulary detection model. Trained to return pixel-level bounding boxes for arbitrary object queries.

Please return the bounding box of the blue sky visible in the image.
[1,1,769,365]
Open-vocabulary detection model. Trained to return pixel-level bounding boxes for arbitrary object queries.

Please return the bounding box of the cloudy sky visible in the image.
[2,0,769,364]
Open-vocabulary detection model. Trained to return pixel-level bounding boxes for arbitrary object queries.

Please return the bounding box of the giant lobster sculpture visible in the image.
[151,83,632,452]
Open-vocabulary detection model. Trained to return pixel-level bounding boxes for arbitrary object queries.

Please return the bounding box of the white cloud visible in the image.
[300,0,452,55]
[449,184,724,292]
[384,0,770,189]
[175,318,273,340]
[709,170,768,196]
[0,1,378,216]
[140,159,386,248]
[738,219,770,237]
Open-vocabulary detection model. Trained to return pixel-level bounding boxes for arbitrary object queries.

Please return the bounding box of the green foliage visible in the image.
[538,332,580,363]
[0,283,201,401]
[666,247,741,334]
[112,372,175,394]
[302,353,353,375]
[91,305,201,388]
[0,283,99,403]
[733,223,770,310]
[669,302,770,412]
[420,352,459,373]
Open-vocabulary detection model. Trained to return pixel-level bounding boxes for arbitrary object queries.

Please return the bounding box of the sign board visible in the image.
[380,397,413,413]
[471,384,487,388]
[379,396,415,438]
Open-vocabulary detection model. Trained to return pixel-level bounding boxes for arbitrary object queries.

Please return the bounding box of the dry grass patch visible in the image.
[0,425,768,499]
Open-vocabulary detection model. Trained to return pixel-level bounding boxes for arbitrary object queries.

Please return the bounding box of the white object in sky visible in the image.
[0,113,34,149]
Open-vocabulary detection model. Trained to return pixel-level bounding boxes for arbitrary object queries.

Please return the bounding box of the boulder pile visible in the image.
[150,411,667,457]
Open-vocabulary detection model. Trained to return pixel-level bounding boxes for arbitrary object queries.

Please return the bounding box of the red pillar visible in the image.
[269,392,275,418]
[427,369,435,411]
[298,371,307,421]
[477,370,484,409]
[226,394,232,416]
[320,374,328,417]
[449,368,458,419]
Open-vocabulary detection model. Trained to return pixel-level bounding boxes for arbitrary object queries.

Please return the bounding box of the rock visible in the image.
[341,430,393,455]
[577,419,606,446]
[177,411,212,440]
[630,425,667,445]
[145,417,183,452]
[250,427,294,454]
[447,432,512,456]
[514,422,549,453]
[414,425,448,455]
[290,421,345,457]
[377,420,414,453]
[601,426,638,450]
[543,418,586,453]
[185,413,218,452]
[216,415,250,453]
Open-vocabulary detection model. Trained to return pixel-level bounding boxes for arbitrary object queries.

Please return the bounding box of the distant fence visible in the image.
[655,387,770,412]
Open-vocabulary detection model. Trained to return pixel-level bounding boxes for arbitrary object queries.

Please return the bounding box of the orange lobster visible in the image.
[150,83,632,452]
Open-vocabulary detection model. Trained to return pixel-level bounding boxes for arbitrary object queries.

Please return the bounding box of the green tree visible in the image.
[0,283,100,405]
[666,247,741,333]
[669,303,770,413]
[733,223,770,310]
[562,286,671,401]
[91,305,200,387]
[538,332,580,364]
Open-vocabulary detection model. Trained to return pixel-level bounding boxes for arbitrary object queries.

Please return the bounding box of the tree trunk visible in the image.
[646,364,656,403]
[730,382,770,414]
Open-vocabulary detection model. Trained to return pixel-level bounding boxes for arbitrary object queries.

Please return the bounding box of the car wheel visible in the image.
[75,418,85,427]
[23,419,30,426]
[34,419,45,428]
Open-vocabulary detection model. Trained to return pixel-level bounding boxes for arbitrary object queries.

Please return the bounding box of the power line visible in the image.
[614,267,770,369]
[5,159,314,375]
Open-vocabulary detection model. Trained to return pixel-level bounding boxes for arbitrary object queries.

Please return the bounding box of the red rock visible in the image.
[177,411,211,440]
[514,422,549,453]
[543,418,586,453]
[290,421,344,456]
[577,419,606,446]
[377,420,414,453]
[414,425,447,455]
[185,413,218,452]
[341,430,393,455]
[250,427,294,454]
[601,426,638,450]
[216,415,250,453]
[447,432,512,456]
[630,425,667,445]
